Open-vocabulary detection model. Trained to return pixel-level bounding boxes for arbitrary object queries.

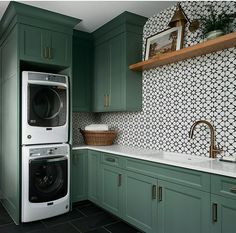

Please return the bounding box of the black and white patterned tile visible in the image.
[73,1,236,157]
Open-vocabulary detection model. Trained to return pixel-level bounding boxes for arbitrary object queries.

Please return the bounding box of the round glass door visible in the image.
[28,84,67,127]
[33,88,62,120]
[29,156,68,203]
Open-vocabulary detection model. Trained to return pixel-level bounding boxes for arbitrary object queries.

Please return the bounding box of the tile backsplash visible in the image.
[73,1,236,157]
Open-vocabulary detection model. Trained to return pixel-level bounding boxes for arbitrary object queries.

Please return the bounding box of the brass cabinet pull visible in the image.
[230,186,236,193]
[48,47,52,59]
[104,94,106,107]
[118,174,122,187]
[107,94,109,107]
[43,47,48,58]
[105,157,116,163]
[212,203,218,222]
[152,185,157,199]
[158,186,162,201]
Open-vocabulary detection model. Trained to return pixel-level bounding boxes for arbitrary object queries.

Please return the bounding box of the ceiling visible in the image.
[0,1,176,32]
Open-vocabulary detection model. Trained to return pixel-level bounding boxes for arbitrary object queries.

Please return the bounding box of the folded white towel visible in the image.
[85,124,109,131]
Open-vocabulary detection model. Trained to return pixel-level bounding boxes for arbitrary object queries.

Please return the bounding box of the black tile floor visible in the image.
[0,201,142,233]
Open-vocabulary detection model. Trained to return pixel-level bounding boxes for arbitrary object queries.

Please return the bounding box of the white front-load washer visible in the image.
[22,144,70,222]
[22,71,69,145]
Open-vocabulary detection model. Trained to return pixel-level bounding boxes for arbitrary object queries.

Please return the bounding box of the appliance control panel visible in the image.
[29,146,68,157]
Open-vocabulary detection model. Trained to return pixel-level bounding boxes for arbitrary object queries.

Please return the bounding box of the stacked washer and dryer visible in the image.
[21,71,70,222]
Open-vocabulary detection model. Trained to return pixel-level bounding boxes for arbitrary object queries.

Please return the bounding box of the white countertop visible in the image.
[73,144,236,178]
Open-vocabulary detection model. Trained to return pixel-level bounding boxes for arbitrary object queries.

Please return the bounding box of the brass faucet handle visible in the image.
[213,144,224,155]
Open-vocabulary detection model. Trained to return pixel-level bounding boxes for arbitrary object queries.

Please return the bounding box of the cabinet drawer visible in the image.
[211,175,236,199]
[125,158,210,192]
[101,153,121,167]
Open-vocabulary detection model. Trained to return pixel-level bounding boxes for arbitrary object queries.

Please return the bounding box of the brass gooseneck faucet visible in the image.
[189,120,223,158]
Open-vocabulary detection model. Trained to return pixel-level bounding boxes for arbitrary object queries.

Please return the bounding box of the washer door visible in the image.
[28,84,67,127]
[29,156,68,203]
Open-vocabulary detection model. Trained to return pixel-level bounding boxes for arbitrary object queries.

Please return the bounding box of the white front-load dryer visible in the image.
[22,71,69,145]
[21,144,70,222]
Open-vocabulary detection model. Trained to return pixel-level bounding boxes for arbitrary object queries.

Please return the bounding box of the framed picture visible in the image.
[144,26,183,60]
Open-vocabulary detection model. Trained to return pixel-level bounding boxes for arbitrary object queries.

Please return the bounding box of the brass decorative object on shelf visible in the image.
[189,19,200,32]
[168,2,189,48]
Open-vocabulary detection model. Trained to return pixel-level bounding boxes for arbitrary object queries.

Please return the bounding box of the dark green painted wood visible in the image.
[19,24,71,66]
[100,165,123,216]
[0,26,20,224]
[71,150,88,203]
[87,150,101,204]
[158,180,211,233]
[211,175,236,200]
[211,194,236,233]
[125,158,211,192]
[93,11,146,43]
[0,2,80,38]
[123,171,158,233]
[72,30,93,112]
[101,153,122,167]
[93,41,110,112]
[50,31,71,66]
[108,34,125,111]
[19,24,46,63]
[92,12,146,112]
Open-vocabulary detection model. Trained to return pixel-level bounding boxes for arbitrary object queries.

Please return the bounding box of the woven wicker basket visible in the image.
[80,129,117,146]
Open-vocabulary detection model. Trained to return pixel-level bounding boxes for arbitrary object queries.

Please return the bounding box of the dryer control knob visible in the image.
[27,135,32,139]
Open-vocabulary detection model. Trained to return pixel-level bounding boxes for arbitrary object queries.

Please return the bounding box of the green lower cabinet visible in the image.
[157,180,211,233]
[87,150,101,204]
[100,165,123,216]
[123,171,158,233]
[211,194,236,233]
[71,150,87,203]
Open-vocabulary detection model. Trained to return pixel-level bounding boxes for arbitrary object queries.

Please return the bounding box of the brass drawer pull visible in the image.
[105,157,116,163]
[118,174,122,186]
[48,47,53,59]
[104,94,106,107]
[152,185,157,199]
[212,203,217,222]
[43,47,48,58]
[230,186,236,193]
[158,186,162,202]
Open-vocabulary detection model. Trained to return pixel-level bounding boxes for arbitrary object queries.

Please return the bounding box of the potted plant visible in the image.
[199,5,235,40]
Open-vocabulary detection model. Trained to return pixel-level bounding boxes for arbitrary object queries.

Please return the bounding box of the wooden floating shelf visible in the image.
[129,32,236,71]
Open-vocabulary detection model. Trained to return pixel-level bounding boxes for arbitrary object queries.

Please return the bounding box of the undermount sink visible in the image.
[144,151,214,164]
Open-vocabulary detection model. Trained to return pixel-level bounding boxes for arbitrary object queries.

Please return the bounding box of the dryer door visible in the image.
[28,84,67,127]
[29,156,68,203]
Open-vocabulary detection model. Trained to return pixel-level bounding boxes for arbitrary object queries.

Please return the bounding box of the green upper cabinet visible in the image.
[72,30,93,112]
[19,24,71,66]
[157,179,211,233]
[93,12,147,112]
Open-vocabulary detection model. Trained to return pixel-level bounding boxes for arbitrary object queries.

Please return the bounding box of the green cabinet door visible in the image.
[72,31,93,112]
[100,165,123,216]
[211,194,236,233]
[50,31,71,66]
[92,12,145,112]
[158,180,211,233]
[93,34,125,112]
[19,24,71,66]
[19,24,47,62]
[123,171,158,233]
[93,41,110,112]
[71,150,87,203]
[108,34,125,111]
[88,150,101,204]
